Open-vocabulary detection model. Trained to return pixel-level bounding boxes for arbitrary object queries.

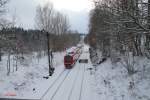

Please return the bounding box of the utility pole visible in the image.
[0,47,1,61]
[46,32,54,76]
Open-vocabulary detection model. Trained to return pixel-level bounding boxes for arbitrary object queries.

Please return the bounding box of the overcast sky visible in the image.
[7,0,93,33]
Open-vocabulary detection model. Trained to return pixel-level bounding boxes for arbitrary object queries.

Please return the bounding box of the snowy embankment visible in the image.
[0,52,65,99]
[91,49,150,100]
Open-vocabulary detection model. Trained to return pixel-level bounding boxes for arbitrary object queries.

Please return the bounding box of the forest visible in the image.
[86,0,150,75]
[0,0,80,58]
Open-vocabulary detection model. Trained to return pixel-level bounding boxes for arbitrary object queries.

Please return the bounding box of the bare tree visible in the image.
[0,0,20,75]
[35,2,70,34]
[0,0,9,28]
[35,2,71,50]
[53,12,70,34]
[0,0,9,61]
[87,0,150,74]
[0,0,9,15]
[35,3,55,33]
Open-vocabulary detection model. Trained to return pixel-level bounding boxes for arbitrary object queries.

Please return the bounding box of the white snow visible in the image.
[93,56,150,100]
[0,52,65,99]
[42,45,99,100]
[1,44,149,100]
[0,45,99,100]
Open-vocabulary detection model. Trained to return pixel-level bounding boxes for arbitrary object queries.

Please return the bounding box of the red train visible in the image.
[64,46,82,69]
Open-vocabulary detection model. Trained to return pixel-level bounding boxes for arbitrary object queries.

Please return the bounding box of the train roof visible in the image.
[66,47,76,52]
[66,46,77,55]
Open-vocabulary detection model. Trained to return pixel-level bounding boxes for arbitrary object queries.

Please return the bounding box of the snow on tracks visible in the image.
[42,62,86,100]
[68,64,85,100]
[40,69,70,100]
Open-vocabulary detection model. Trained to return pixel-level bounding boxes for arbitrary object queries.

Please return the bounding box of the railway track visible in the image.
[49,70,71,100]
[47,63,86,100]
[41,69,71,100]
[78,64,85,100]
[40,69,67,99]
[66,64,86,100]
[41,61,86,100]
[67,64,85,100]
[67,65,81,100]
[42,62,82,100]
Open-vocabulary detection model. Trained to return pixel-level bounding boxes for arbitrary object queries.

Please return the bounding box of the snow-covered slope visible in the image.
[0,52,65,99]
[93,57,150,100]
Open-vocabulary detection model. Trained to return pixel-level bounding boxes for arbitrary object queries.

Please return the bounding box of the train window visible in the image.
[68,52,74,55]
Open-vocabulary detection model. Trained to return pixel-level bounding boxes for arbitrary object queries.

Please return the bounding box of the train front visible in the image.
[64,54,74,69]
[64,47,76,69]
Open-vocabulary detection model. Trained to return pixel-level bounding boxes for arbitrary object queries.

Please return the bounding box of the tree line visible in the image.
[86,0,150,75]
[0,1,80,55]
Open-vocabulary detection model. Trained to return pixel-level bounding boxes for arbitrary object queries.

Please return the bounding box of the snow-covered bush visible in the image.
[120,52,137,75]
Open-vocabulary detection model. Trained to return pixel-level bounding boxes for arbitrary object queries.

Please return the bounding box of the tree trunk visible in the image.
[148,0,150,29]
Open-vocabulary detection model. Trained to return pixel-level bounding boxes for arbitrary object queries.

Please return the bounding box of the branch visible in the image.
[100,4,150,33]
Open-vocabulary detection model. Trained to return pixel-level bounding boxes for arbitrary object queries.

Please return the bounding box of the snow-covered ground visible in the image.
[92,54,150,100]
[1,45,149,100]
[0,45,99,100]
[0,52,65,99]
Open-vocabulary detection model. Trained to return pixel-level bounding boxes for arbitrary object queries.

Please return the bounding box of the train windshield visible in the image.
[65,55,72,63]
